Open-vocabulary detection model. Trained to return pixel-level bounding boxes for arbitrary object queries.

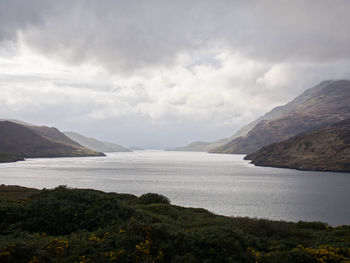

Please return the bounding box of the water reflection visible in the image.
[0,150,349,225]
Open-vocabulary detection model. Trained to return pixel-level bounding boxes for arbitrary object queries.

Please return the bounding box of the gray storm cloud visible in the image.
[0,0,350,148]
[1,0,350,70]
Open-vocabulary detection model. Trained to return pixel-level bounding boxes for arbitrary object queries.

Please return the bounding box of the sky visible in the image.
[1,0,350,149]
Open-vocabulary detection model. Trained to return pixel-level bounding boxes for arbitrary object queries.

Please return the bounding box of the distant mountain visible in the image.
[130,146,144,151]
[0,121,104,161]
[172,129,256,152]
[245,119,350,172]
[30,126,82,147]
[172,81,337,152]
[172,141,219,152]
[211,80,350,154]
[64,132,131,152]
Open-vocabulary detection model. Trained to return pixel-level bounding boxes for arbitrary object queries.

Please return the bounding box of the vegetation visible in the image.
[0,185,349,263]
[0,185,40,200]
[0,151,23,163]
[245,118,350,172]
[64,131,131,153]
[0,121,104,162]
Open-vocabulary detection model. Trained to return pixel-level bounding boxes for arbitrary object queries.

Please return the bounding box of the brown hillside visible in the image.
[245,119,350,172]
[0,121,104,159]
[211,80,350,154]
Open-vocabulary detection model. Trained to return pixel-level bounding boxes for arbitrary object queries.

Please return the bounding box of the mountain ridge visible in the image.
[244,118,350,172]
[0,121,104,161]
[173,80,336,152]
[64,131,131,153]
[211,80,350,154]
[30,126,82,147]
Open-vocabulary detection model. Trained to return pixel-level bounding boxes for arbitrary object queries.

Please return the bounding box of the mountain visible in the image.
[172,80,337,152]
[245,119,350,172]
[0,119,33,126]
[0,121,104,160]
[0,151,24,163]
[211,80,350,154]
[172,127,261,152]
[172,141,222,152]
[64,131,131,152]
[30,126,82,147]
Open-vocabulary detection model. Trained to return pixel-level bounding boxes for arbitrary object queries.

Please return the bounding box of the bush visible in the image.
[0,187,135,235]
[1,186,350,263]
[137,193,170,205]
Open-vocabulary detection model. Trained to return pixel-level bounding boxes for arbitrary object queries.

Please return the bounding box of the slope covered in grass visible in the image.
[245,119,350,172]
[0,121,104,161]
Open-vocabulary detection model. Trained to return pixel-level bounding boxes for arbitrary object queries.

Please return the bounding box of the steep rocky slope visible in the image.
[245,119,350,172]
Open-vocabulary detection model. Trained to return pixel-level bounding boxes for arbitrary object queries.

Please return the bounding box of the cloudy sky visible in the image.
[1,0,350,148]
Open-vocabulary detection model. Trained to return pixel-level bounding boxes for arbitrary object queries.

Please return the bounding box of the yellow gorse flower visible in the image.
[77,255,92,263]
[0,244,15,259]
[47,238,69,256]
[247,247,260,263]
[88,232,111,243]
[294,245,350,263]
[135,239,164,262]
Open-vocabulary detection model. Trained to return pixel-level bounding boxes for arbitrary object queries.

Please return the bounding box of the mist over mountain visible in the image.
[211,80,350,154]
[172,80,339,152]
[30,126,82,147]
[64,131,131,153]
[0,119,33,126]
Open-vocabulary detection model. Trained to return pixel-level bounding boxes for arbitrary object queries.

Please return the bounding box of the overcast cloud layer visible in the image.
[1,0,350,148]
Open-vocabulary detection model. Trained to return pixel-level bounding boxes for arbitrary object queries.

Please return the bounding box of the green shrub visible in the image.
[137,193,170,205]
[0,187,135,235]
[0,186,349,263]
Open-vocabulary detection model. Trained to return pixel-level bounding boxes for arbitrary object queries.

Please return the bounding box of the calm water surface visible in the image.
[0,150,349,226]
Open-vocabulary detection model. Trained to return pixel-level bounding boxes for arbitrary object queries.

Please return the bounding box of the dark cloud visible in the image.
[0,0,53,40]
[1,1,348,72]
[0,1,350,147]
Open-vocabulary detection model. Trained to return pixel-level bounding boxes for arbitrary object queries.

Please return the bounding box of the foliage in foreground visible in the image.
[0,186,349,263]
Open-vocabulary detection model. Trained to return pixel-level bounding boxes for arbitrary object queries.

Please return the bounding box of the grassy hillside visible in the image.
[0,185,349,263]
[0,151,24,163]
[212,80,350,154]
[0,121,104,160]
[64,131,131,152]
[30,126,82,147]
[245,119,350,172]
[0,184,40,200]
